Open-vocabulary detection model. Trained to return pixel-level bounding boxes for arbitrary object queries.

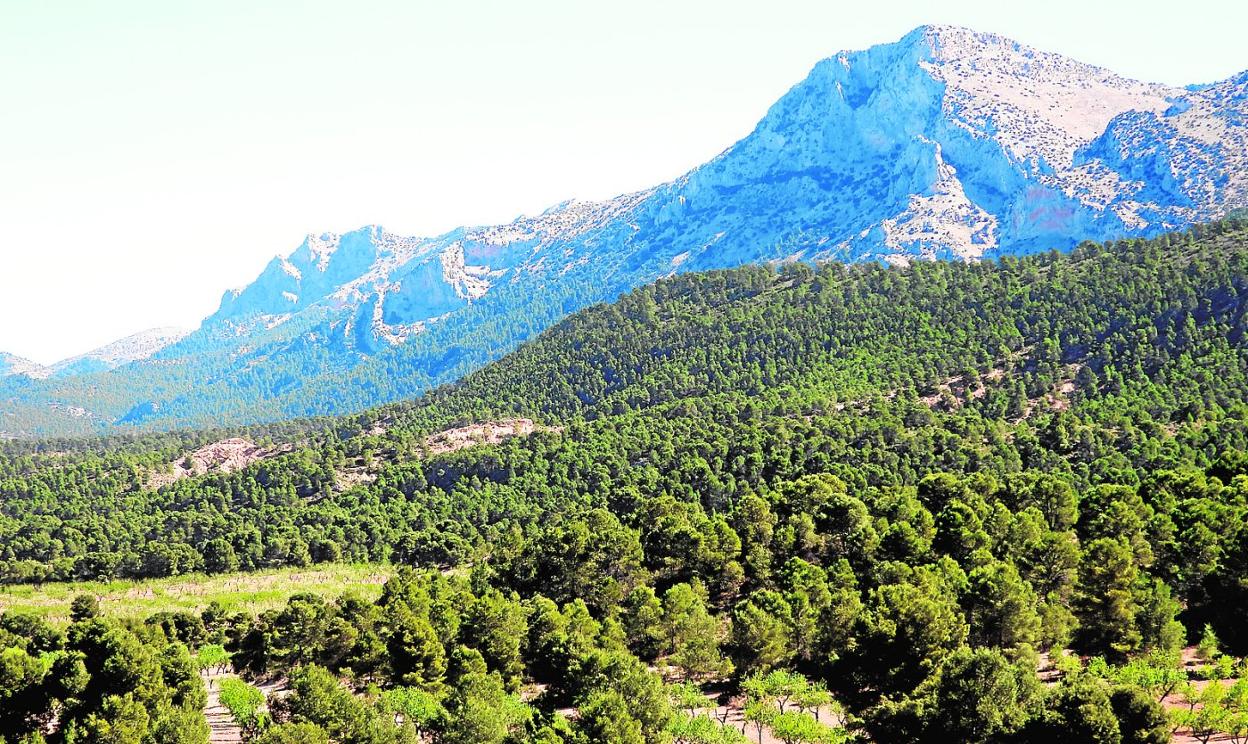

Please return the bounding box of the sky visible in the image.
[2,0,1246,364]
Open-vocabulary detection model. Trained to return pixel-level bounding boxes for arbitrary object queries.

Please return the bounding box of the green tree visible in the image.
[1197,624,1220,661]
[442,648,531,744]
[1026,677,1121,744]
[620,586,666,660]
[964,560,1042,650]
[579,691,646,744]
[65,693,151,744]
[0,647,51,737]
[276,665,408,744]
[378,686,445,736]
[841,572,968,704]
[70,594,100,622]
[926,647,1042,743]
[730,591,793,674]
[1074,538,1141,659]
[385,602,446,691]
[461,590,527,691]
[252,723,331,744]
[1108,686,1168,744]
[662,583,731,680]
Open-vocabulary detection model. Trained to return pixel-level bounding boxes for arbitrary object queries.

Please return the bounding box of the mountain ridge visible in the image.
[0,352,50,380]
[3,25,1246,437]
[50,327,191,377]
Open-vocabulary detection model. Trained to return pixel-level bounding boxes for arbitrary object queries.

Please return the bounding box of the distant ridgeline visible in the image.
[2,25,1247,437]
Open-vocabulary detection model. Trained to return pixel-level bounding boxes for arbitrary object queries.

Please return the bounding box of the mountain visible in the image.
[49,327,190,377]
[0,352,49,380]
[3,24,1246,437]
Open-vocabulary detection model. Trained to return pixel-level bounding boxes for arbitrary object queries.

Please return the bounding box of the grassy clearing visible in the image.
[0,563,392,624]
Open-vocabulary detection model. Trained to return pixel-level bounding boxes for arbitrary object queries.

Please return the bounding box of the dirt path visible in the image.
[202,671,243,744]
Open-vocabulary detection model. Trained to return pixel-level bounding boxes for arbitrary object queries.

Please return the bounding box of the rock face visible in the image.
[423,419,542,457]
[3,25,1247,436]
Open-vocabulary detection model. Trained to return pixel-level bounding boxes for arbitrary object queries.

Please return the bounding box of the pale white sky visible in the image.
[2,0,1246,364]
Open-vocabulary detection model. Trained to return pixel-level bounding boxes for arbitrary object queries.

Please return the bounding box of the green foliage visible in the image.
[5,219,1248,740]
[924,647,1042,743]
[251,722,331,744]
[70,595,99,622]
[377,686,445,734]
[1073,538,1142,660]
[1197,624,1221,661]
[1028,677,1122,744]
[0,646,51,737]
[194,644,230,673]
[741,671,847,743]
[770,710,844,744]
[842,568,968,706]
[662,583,732,681]
[1108,686,1169,744]
[731,590,793,674]
[668,712,752,744]
[1088,653,1186,703]
[275,665,412,744]
[217,678,266,733]
[441,646,531,744]
[579,691,647,744]
[1166,680,1248,744]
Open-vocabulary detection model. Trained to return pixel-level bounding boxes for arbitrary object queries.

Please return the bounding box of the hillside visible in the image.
[4,24,1247,437]
[5,219,1248,741]
[8,218,1248,570]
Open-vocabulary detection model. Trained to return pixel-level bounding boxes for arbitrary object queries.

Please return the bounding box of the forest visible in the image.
[4,217,1248,742]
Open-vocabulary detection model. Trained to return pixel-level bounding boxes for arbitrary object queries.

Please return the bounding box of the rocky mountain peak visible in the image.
[187,24,1248,395]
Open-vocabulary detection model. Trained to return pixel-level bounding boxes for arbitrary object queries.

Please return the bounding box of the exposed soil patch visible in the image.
[423,418,553,456]
[918,361,1084,419]
[147,438,287,490]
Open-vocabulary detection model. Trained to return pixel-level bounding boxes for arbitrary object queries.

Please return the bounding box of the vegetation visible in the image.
[0,564,388,623]
[3,218,1248,740]
[217,678,267,734]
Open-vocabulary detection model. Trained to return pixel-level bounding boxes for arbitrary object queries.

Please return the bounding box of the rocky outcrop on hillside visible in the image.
[146,438,283,490]
[422,419,544,456]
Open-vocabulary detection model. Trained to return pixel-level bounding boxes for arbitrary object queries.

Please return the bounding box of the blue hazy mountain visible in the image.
[4,25,1246,437]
